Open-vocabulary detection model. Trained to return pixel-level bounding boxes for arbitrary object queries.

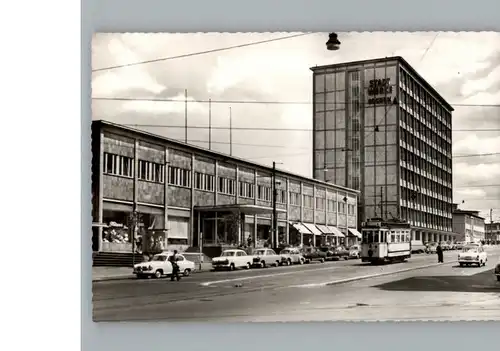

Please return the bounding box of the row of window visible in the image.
[400,107,451,149]
[400,118,451,160]
[400,141,452,176]
[399,68,452,126]
[400,207,452,229]
[401,166,452,196]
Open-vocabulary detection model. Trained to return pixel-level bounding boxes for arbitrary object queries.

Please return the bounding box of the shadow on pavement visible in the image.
[373,269,500,293]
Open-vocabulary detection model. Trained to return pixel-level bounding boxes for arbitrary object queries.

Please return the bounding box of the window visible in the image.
[303,195,314,209]
[257,185,272,201]
[168,166,191,187]
[327,199,336,212]
[239,181,254,198]
[103,152,134,178]
[290,192,301,206]
[348,204,355,215]
[218,177,235,195]
[194,172,215,191]
[276,190,287,204]
[316,197,325,210]
[338,202,346,214]
[138,159,165,183]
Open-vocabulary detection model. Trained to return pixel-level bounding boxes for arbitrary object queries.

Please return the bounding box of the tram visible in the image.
[360,217,412,264]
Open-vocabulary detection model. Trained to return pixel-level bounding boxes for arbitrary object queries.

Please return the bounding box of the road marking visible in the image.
[289,261,457,288]
[199,266,341,287]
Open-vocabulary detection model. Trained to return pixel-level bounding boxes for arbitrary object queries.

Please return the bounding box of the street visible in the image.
[93,248,500,322]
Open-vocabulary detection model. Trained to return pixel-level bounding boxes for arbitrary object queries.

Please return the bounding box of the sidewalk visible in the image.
[92,263,213,282]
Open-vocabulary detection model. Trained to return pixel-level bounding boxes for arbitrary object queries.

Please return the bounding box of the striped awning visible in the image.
[291,222,313,235]
[326,226,345,237]
[348,228,362,238]
[316,224,333,235]
[302,223,323,236]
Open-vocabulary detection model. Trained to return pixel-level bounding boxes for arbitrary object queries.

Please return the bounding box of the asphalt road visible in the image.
[93,248,500,322]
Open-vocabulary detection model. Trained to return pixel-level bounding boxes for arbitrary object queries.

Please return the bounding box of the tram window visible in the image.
[374,231,379,242]
[362,231,371,244]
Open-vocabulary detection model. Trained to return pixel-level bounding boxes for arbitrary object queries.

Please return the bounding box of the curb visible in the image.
[290,261,457,288]
[92,267,211,282]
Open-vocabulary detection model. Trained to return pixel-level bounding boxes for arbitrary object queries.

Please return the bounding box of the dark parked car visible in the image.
[301,247,326,263]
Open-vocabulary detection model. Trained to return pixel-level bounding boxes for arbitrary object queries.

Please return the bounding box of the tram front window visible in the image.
[362,231,380,244]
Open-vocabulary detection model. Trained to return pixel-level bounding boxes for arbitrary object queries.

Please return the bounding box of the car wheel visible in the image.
[246,262,251,269]
[229,263,235,271]
[497,276,500,281]
[288,259,292,266]
[261,261,266,268]
[320,258,325,263]
[299,258,304,265]
[154,270,162,279]
[183,269,191,276]
[459,263,464,267]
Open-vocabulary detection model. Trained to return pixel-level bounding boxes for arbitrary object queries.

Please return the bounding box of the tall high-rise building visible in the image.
[311,56,454,243]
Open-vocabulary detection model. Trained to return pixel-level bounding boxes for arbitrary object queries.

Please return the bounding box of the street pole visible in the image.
[490,209,493,244]
[199,232,203,271]
[184,89,188,143]
[380,186,383,220]
[229,107,233,156]
[209,98,212,150]
[272,161,278,249]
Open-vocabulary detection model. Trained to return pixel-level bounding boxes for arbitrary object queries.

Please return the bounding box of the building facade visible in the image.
[485,222,500,243]
[311,56,454,243]
[452,204,485,243]
[91,121,361,255]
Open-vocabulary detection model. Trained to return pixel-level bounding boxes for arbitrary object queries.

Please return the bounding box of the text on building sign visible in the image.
[368,78,393,96]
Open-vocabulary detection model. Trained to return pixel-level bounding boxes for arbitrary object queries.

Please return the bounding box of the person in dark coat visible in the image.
[169,250,181,281]
[436,243,444,263]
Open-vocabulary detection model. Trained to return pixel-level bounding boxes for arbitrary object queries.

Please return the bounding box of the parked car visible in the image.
[425,242,437,254]
[133,251,195,279]
[411,240,426,254]
[348,245,361,259]
[302,247,327,263]
[455,242,465,250]
[458,244,488,267]
[495,259,500,281]
[440,242,451,251]
[279,247,306,265]
[251,248,282,268]
[212,249,252,271]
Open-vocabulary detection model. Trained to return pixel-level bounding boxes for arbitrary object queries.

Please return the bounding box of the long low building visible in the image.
[91,120,361,258]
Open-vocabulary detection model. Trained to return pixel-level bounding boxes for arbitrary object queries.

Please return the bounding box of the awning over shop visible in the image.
[316,224,333,235]
[326,226,345,237]
[194,204,286,216]
[348,228,362,238]
[291,222,313,235]
[302,223,323,236]
[92,222,107,228]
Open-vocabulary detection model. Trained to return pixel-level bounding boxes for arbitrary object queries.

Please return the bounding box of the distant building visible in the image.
[310,56,454,244]
[485,222,500,243]
[91,120,361,259]
[452,204,485,243]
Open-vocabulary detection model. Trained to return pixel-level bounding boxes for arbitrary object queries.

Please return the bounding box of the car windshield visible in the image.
[152,255,167,261]
[462,247,478,253]
[281,249,290,254]
[255,250,266,255]
[221,251,236,257]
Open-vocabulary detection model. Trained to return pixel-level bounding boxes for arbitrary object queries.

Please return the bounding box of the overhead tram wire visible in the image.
[92,32,315,73]
[120,123,500,133]
[92,96,500,108]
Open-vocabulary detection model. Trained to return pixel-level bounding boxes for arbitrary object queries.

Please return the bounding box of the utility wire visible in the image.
[92,32,314,73]
[121,123,500,133]
[92,96,500,108]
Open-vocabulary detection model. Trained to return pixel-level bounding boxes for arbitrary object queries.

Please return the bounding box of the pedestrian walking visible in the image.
[169,249,181,281]
[436,243,444,263]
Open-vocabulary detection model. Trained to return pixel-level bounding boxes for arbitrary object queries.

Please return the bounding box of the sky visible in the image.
[91,32,500,222]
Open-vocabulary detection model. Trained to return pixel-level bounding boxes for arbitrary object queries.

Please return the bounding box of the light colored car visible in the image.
[348,245,361,259]
[411,240,426,253]
[455,242,465,250]
[279,247,306,265]
[458,245,488,267]
[212,249,252,271]
[425,243,437,254]
[133,252,195,278]
[251,248,282,268]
